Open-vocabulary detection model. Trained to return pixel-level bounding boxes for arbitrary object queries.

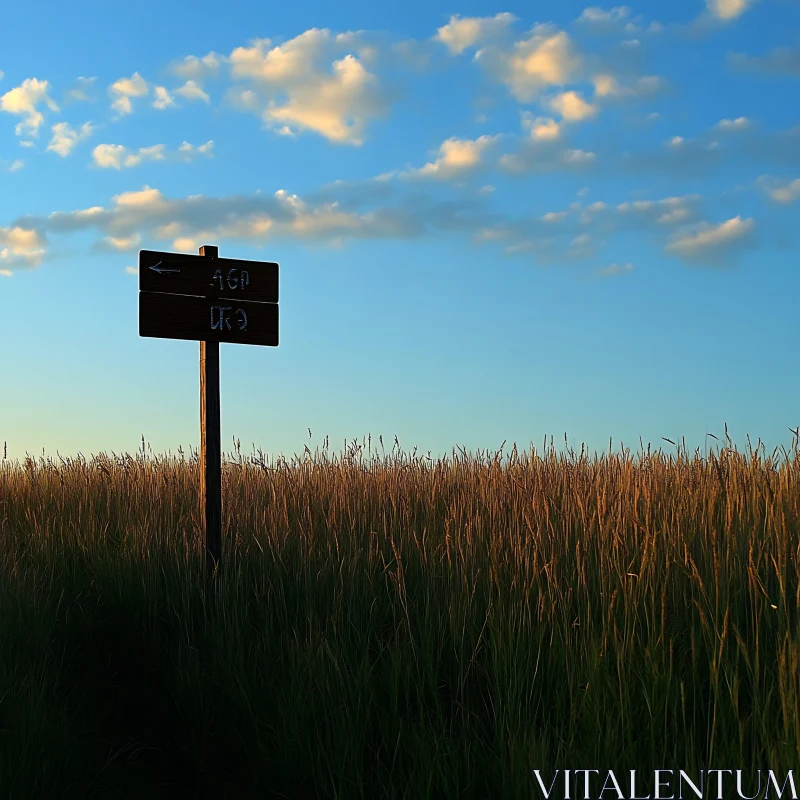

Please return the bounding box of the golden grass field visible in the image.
[1,430,798,798]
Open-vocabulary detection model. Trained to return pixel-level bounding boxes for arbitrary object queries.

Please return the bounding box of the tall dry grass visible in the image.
[1,429,798,798]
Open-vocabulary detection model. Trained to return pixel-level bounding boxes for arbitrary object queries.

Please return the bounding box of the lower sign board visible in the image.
[139,290,279,346]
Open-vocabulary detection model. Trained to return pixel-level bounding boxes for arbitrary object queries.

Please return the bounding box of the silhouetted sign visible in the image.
[138,249,279,347]
[139,249,278,303]
[139,291,279,346]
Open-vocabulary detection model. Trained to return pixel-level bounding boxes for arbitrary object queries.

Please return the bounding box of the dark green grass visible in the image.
[1,433,798,798]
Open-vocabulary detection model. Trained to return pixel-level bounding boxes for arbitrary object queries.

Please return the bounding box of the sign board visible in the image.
[138,249,279,346]
[137,244,281,581]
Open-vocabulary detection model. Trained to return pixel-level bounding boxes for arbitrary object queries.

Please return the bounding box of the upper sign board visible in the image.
[139,249,278,303]
[138,249,279,346]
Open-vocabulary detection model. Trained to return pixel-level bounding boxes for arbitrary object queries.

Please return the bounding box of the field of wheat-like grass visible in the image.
[1,430,799,798]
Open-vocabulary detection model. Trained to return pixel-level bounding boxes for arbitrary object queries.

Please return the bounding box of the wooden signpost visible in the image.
[139,245,279,581]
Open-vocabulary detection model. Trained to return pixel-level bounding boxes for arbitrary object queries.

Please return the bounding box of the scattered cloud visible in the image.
[9,159,23,172]
[103,234,141,251]
[500,146,596,174]
[92,143,166,169]
[757,175,800,204]
[66,77,98,103]
[0,225,46,267]
[523,114,561,140]
[728,42,800,76]
[152,86,176,110]
[228,29,389,144]
[576,6,631,29]
[705,0,756,21]
[177,140,214,160]
[616,194,702,227]
[400,135,500,179]
[174,80,210,103]
[434,12,517,55]
[92,140,213,169]
[47,121,94,157]
[169,52,226,80]
[666,215,755,262]
[474,25,583,102]
[14,185,494,260]
[549,90,596,121]
[597,261,633,276]
[592,73,665,99]
[109,72,149,117]
[125,266,138,275]
[0,78,59,136]
[716,116,750,130]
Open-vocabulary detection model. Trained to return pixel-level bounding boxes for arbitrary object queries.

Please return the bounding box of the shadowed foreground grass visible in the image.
[1,431,799,798]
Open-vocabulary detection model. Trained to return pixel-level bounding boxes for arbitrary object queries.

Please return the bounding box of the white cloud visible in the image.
[716,116,750,130]
[109,72,149,116]
[152,86,176,110]
[666,216,754,260]
[521,113,561,140]
[47,121,94,157]
[174,80,210,103]
[576,6,631,26]
[542,211,567,222]
[706,0,754,20]
[592,73,664,99]
[434,13,517,55]
[228,30,388,145]
[66,77,97,102]
[92,143,166,169]
[92,144,126,169]
[92,141,211,169]
[177,140,214,160]
[111,97,132,116]
[125,266,138,275]
[597,262,633,276]
[0,78,59,136]
[105,234,141,251]
[563,149,596,165]
[0,225,46,266]
[17,183,499,260]
[475,25,582,102]
[402,135,499,179]
[170,52,225,80]
[549,90,596,121]
[8,159,23,172]
[757,175,800,204]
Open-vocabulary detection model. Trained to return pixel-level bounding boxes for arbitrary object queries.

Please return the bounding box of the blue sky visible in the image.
[2,0,799,464]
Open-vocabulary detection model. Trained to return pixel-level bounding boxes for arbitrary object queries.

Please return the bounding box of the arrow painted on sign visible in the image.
[149,261,181,274]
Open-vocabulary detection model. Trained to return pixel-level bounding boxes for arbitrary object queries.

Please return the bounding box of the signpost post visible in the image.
[138,245,279,582]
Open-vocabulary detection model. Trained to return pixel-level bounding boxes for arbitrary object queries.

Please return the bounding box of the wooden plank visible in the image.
[139,249,278,303]
[139,290,279,346]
